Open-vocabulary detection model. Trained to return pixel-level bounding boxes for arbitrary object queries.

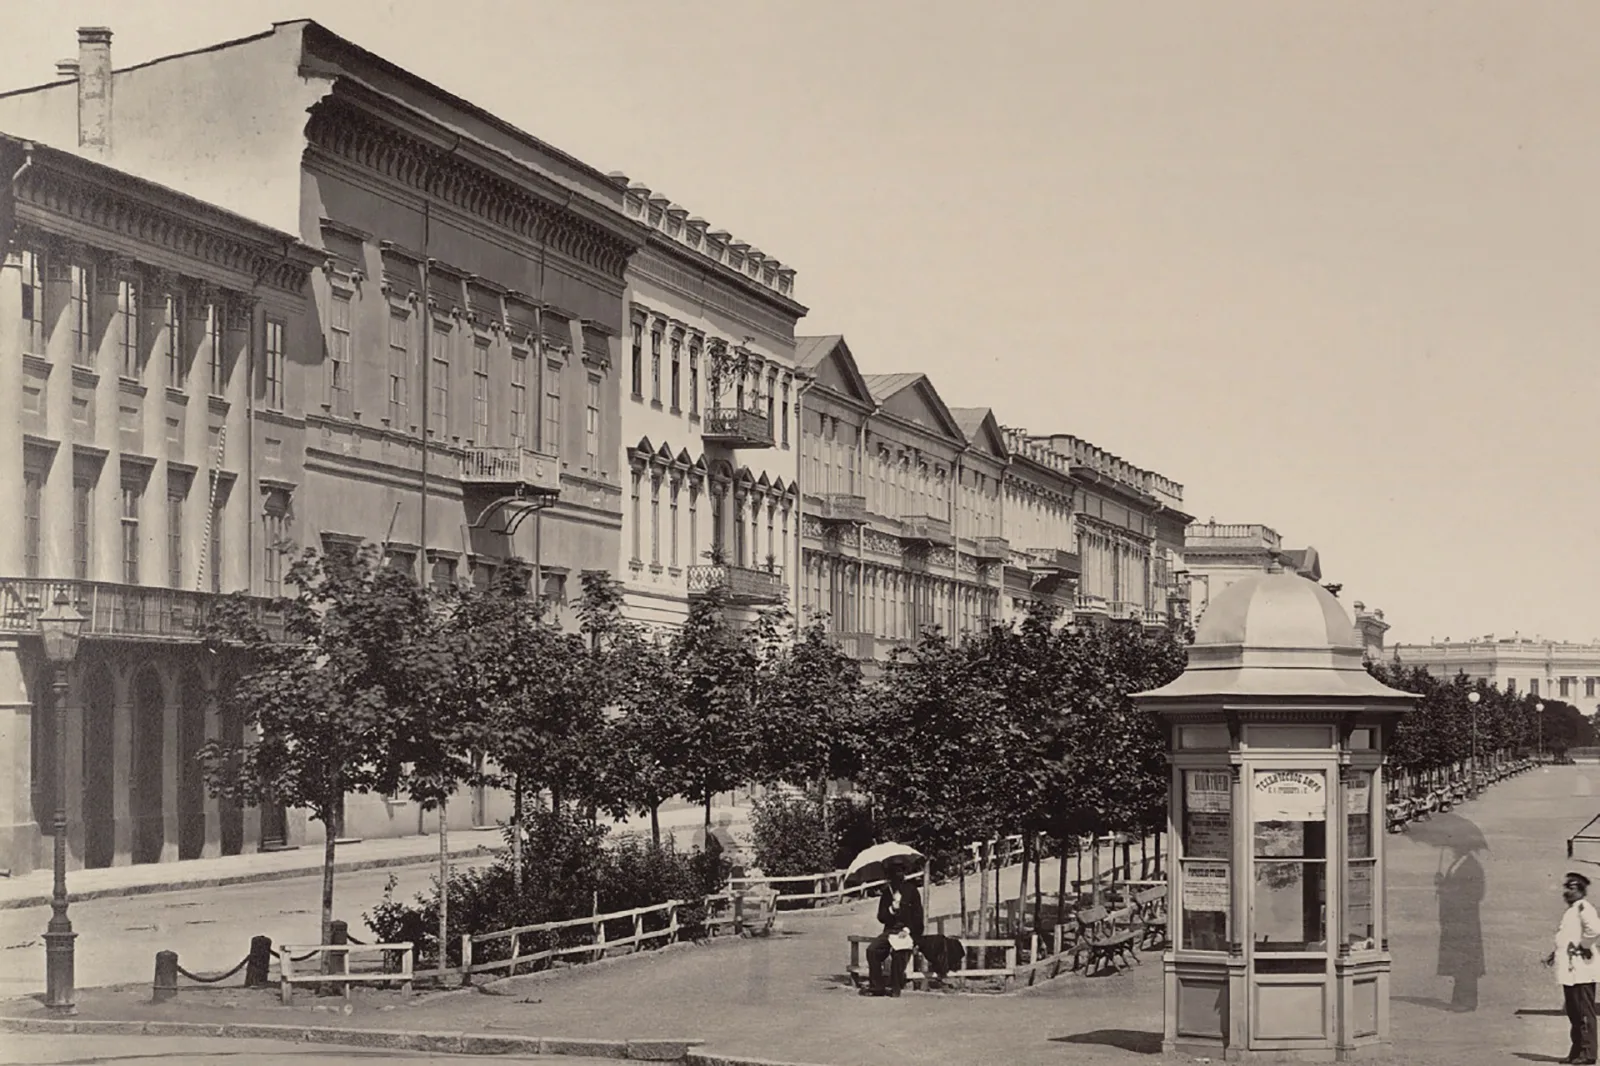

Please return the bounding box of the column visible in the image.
[0,640,39,875]
[159,664,179,862]
[110,666,133,865]
[63,663,84,872]
[200,674,221,858]
[0,252,23,576]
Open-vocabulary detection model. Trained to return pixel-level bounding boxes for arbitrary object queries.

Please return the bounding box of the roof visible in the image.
[794,334,844,370]
[949,407,993,441]
[862,373,923,404]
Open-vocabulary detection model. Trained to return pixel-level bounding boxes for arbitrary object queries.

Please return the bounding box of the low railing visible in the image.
[460,446,561,494]
[685,563,786,605]
[1074,593,1108,613]
[817,493,868,523]
[0,578,283,642]
[279,941,413,1004]
[1026,548,1081,575]
[1142,608,1169,627]
[972,536,1010,561]
[702,407,774,448]
[899,514,953,545]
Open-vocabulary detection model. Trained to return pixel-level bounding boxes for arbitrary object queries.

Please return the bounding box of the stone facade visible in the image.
[1183,521,1322,623]
[1391,637,1600,713]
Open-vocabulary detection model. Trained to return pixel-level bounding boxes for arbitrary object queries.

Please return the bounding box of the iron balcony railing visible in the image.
[701,407,775,449]
[460,446,562,495]
[899,514,953,547]
[816,494,868,524]
[0,578,283,642]
[1027,548,1082,576]
[685,563,786,606]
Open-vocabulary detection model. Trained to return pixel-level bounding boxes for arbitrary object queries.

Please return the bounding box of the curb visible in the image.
[0,1017,707,1061]
[0,845,497,911]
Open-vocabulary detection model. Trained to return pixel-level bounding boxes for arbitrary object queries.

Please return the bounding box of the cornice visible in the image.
[305,91,644,284]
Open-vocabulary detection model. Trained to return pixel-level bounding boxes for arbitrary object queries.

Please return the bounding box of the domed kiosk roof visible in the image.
[1134,572,1417,704]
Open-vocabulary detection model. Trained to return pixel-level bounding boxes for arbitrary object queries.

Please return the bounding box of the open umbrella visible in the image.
[1404,812,1488,856]
[844,842,926,886]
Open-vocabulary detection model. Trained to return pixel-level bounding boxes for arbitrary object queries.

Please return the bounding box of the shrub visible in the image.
[749,791,833,876]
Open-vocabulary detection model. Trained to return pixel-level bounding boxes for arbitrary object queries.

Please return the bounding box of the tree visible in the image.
[749,617,867,792]
[199,546,430,949]
[669,589,763,825]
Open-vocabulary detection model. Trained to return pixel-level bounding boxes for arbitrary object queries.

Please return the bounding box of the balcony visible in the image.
[899,514,954,548]
[972,536,1010,563]
[1106,600,1142,621]
[833,631,877,661]
[460,446,562,497]
[1026,548,1082,577]
[685,563,786,606]
[0,578,283,643]
[816,494,869,525]
[1142,608,1170,631]
[702,407,774,450]
[1074,593,1109,615]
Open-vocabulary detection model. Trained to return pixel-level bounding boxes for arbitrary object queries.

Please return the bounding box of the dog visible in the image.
[916,934,965,979]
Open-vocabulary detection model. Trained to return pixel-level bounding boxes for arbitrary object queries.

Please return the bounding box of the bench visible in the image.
[1131,887,1168,950]
[845,932,1019,991]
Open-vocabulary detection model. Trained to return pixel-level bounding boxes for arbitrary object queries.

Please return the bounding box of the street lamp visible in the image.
[1536,702,1545,764]
[1467,690,1480,791]
[38,587,85,1015]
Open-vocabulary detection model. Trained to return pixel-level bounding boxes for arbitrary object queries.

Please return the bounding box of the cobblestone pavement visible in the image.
[4,767,1591,1066]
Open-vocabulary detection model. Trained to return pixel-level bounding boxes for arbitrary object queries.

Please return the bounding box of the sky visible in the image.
[5,1,1597,647]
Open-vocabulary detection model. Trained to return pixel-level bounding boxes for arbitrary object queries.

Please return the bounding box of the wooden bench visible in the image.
[845,932,1020,992]
[1131,887,1168,950]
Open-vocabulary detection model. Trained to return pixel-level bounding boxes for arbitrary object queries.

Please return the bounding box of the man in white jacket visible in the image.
[1547,871,1600,1065]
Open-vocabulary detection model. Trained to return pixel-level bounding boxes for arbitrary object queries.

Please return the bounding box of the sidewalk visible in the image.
[0,802,747,911]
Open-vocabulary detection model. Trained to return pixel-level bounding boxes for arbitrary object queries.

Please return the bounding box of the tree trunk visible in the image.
[511,775,524,894]
[1031,836,1043,935]
[437,799,450,972]
[704,793,712,827]
[650,803,661,848]
[1016,835,1030,938]
[1153,830,1162,880]
[1055,836,1068,933]
[1091,834,1101,908]
[958,866,969,938]
[993,848,1003,938]
[976,840,989,942]
[1141,835,1148,880]
[320,813,337,967]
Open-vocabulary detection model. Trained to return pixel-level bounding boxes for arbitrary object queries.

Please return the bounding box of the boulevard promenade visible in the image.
[3,766,1591,1066]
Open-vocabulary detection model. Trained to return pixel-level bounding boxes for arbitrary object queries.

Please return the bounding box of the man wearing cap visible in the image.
[1546,871,1600,1064]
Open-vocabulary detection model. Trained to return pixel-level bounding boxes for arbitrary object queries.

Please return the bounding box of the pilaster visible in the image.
[200,675,221,858]
[0,254,24,576]
[63,664,85,872]
[159,665,179,862]
[0,640,39,876]
[110,668,132,865]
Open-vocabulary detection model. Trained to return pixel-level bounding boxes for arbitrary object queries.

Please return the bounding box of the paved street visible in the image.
[0,1034,608,1065]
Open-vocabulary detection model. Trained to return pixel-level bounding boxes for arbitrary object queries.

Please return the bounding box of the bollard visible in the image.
[328,919,349,1000]
[152,950,179,1002]
[245,935,273,987]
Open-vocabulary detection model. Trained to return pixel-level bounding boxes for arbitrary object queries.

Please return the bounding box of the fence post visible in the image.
[633,910,643,953]
[245,935,273,987]
[668,902,680,944]
[329,919,350,1002]
[459,934,473,986]
[593,913,607,963]
[280,949,295,1005]
[733,892,745,936]
[152,950,179,1003]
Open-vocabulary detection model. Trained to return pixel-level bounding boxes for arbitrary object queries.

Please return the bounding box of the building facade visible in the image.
[794,337,1005,669]
[612,177,806,631]
[1391,637,1600,713]
[1182,521,1322,622]
[991,426,1079,624]
[0,22,647,866]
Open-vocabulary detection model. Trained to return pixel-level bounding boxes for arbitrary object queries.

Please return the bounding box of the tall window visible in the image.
[1252,768,1328,952]
[781,381,791,446]
[472,339,490,443]
[72,479,92,580]
[117,278,141,378]
[262,490,290,597]
[1345,770,1376,950]
[670,481,680,567]
[510,347,528,447]
[326,293,351,413]
[20,250,45,356]
[208,301,228,397]
[688,484,699,563]
[630,322,643,399]
[670,335,682,411]
[208,490,224,593]
[166,486,184,588]
[585,376,600,469]
[23,471,42,578]
[121,483,142,584]
[1530,678,1540,697]
[264,317,286,411]
[164,292,184,387]
[650,476,661,566]
[629,471,642,563]
[1560,677,1572,699]
[542,361,561,456]
[766,370,777,431]
[430,325,451,439]
[69,263,91,366]
[689,341,701,416]
[387,311,409,426]
[649,329,662,403]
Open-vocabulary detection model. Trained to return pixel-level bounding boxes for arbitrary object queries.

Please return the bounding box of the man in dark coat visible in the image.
[862,858,924,997]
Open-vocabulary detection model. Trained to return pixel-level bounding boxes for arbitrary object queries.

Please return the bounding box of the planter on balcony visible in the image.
[701,407,774,449]
[685,563,786,606]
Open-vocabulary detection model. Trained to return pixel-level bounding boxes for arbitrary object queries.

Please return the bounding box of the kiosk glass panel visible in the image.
[1181,769,1232,950]
[1253,769,1328,952]
[1345,769,1376,948]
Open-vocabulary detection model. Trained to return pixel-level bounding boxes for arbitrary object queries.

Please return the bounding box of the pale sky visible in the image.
[6,1,1597,646]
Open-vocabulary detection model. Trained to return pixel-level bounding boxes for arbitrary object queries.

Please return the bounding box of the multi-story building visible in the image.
[1352,602,1391,662]
[1391,637,1600,713]
[1029,433,1190,628]
[610,176,806,631]
[992,426,1080,624]
[1183,521,1323,622]
[793,336,1005,669]
[0,130,323,875]
[0,22,647,867]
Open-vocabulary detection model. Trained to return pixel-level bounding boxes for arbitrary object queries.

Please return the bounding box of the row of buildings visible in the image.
[0,21,1339,875]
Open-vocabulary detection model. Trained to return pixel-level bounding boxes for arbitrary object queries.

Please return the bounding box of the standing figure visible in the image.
[862,858,924,997]
[1545,871,1600,1065]
[1434,842,1485,1011]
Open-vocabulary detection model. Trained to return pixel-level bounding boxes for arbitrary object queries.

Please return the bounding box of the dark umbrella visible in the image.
[1404,812,1488,856]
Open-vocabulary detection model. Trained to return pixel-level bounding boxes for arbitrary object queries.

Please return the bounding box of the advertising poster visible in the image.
[1253,769,1328,822]
[1185,811,1231,859]
[1183,861,1231,912]
[1347,864,1375,933]
[1345,773,1371,816]
[1186,770,1231,813]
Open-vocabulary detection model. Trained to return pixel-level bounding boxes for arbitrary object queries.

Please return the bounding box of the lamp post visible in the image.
[38,587,85,1014]
[1536,702,1545,763]
[1467,690,1480,791]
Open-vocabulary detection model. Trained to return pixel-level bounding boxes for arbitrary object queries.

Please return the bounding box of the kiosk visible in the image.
[1133,571,1416,1061]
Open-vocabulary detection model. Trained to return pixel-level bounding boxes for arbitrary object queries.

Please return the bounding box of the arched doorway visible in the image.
[177,670,206,860]
[82,667,115,869]
[130,668,166,864]
[217,668,244,856]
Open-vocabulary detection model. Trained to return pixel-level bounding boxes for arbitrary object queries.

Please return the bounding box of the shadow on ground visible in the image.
[1051,1029,1162,1054]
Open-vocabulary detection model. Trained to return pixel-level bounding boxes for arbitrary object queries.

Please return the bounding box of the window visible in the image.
[1588,677,1596,700]
[585,376,600,469]
[510,347,529,446]
[72,479,92,580]
[472,339,490,443]
[207,488,224,594]
[782,380,791,446]
[326,293,351,413]
[70,263,91,366]
[1530,678,1540,697]
[387,311,409,427]
[430,324,451,439]
[1561,677,1572,699]
[766,370,777,432]
[209,301,229,397]
[117,278,140,378]
[164,292,184,387]
[1178,769,1231,951]
[262,491,290,597]
[1506,678,1516,695]
[630,322,643,399]
[689,341,701,416]
[670,336,682,411]
[688,484,700,563]
[649,328,662,403]
[23,471,42,578]
[1252,768,1328,952]
[670,481,680,567]
[264,318,286,411]
[1344,770,1375,950]
[20,250,45,356]
[429,555,457,592]
[650,476,661,567]
[121,483,142,584]
[543,361,561,456]
[630,471,642,563]
[166,487,184,588]
[472,559,498,592]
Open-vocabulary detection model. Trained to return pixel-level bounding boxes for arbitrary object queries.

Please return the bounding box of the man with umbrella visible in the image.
[1546,871,1600,1065]
[848,845,925,997]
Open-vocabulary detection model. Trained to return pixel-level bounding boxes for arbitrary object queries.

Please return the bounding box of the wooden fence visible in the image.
[279,942,414,1004]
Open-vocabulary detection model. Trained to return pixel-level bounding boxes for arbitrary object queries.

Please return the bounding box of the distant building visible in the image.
[1391,637,1600,713]
[1183,521,1323,621]
[995,428,1079,624]
[1352,602,1391,662]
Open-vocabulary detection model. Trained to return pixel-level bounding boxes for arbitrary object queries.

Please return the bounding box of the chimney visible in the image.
[76,26,113,160]
[56,59,80,79]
